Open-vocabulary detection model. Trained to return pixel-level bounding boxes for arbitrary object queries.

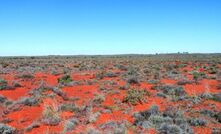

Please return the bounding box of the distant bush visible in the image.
[17,73,34,79]
[0,95,7,103]
[18,97,39,106]
[147,79,159,84]
[158,123,183,134]
[200,109,216,118]
[93,94,105,104]
[115,64,127,71]
[126,76,140,84]
[177,79,193,85]
[42,105,61,126]
[95,71,104,80]
[134,106,193,134]
[208,67,217,74]
[99,121,127,133]
[52,87,68,100]
[123,89,149,105]
[0,123,16,134]
[154,85,187,101]
[12,80,22,88]
[200,92,213,100]
[212,93,221,102]
[0,78,8,90]
[104,71,118,78]
[59,103,80,113]
[188,118,207,126]
[123,67,141,85]
[58,74,72,84]
[212,128,221,134]
[63,118,79,133]
[192,71,206,82]
[25,122,40,132]
[215,112,221,123]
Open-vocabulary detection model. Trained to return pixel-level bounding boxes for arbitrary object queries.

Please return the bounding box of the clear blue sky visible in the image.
[0,0,220,56]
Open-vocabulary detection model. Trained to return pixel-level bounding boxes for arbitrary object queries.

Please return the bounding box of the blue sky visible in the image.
[0,0,220,56]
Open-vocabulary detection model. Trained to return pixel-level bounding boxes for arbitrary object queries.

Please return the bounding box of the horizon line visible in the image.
[1,52,221,58]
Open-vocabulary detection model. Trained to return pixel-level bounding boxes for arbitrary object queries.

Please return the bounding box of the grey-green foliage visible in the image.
[99,121,127,134]
[188,118,207,126]
[63,118,79,133]
[155,85,188,102]
[134,106,193,134]
[0,123,16,134]
[18,97,39,106]
[0,78,8,90]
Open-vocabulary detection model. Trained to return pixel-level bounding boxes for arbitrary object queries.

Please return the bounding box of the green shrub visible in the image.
[192,71,205,82]
[0,78,8,90]
[58,74,72,84]
[123,89,149,105]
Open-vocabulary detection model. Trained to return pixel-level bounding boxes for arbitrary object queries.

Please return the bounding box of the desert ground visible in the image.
[0,54,220,134]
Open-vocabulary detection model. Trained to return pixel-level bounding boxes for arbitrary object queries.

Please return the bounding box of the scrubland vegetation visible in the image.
[0,54,220,134]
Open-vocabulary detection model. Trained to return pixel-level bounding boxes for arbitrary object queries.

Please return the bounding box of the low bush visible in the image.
[42,105,61,126]
[123,89,149,105]
[158,123,183,134]
[95,71,104,80]
[52,87,68,100]
[99,121,127,133]
[18,97,39,106]
[208,67,217,74]
[0,78,8,90]
[115,64,127,71]
[17,73,34,79]
[93,94,105,104]
[155,85,187,101]
[212,128,221,134]
[192,71,206,82]
[59,103,80,113]
[25,122,40,132]
[200,109,216,118]
[63,118,79,133]
[147,79,159,84]
[126,76,140,84]
[215,112,221,123]
[0,95,7,103]
[177,79,193,85]
[200,92,213,100]
[0,123,16,134]
[12,81,22,88]
[212,93,221,102]
[58,74,72,84]
[188,118,207,126]
[104,71,118,78]
[134,106,193,134]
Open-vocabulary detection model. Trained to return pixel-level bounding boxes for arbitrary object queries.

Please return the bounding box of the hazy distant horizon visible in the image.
[1,0,221,56]
[1,52,221,57]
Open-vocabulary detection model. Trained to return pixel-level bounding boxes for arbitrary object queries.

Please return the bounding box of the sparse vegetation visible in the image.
[0,54,220,133]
